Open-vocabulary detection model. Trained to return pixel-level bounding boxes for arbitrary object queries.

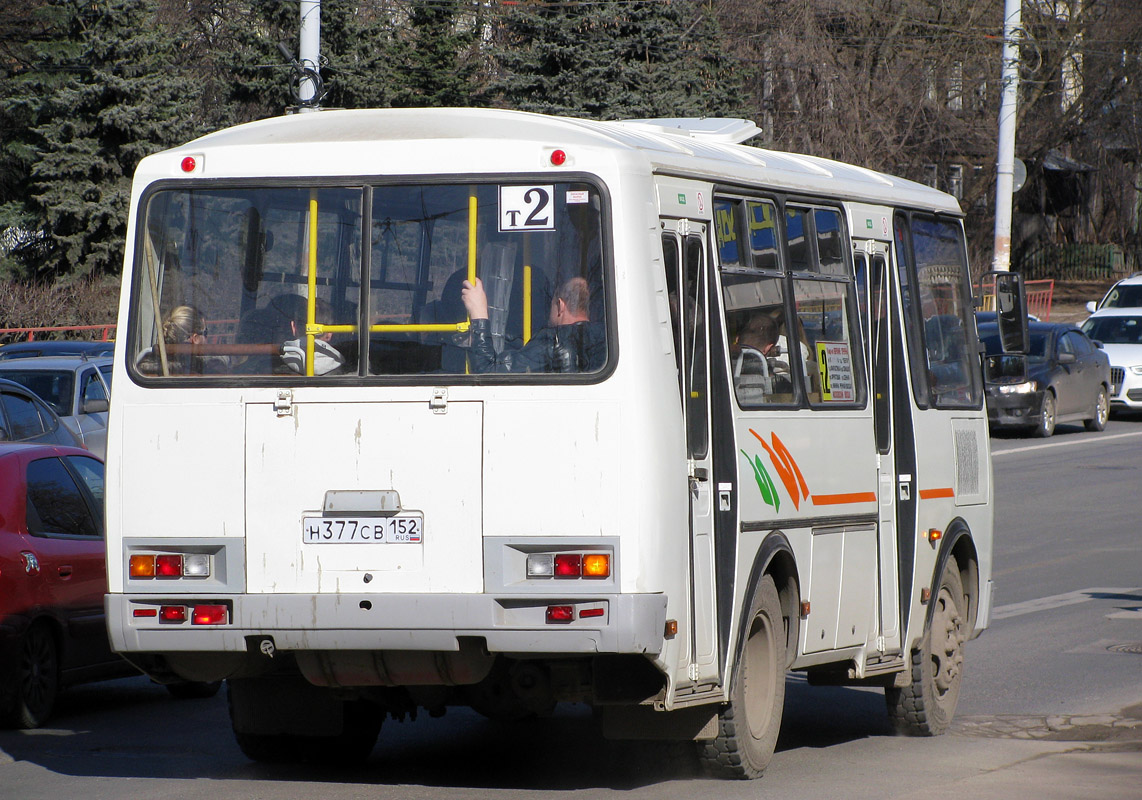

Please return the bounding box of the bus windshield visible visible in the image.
[128,181,608,379]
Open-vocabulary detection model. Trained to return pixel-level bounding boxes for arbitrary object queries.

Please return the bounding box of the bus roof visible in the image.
[149,107,961,215]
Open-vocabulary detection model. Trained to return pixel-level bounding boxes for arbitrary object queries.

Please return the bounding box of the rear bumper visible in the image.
[107,591,668,657]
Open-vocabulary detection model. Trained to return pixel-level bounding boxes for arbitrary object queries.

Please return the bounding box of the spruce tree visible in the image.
[1,0,203,279]
[488,0,743,120]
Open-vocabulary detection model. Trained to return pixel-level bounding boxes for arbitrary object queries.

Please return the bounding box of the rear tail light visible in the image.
[192,604,228,625]
[130,555,156,578]
[553,554,582,578]
[527,551,611,581]
[545,605,574,623]
[160,605,187,622]
[129,552,210,579]
[155,555,183,577]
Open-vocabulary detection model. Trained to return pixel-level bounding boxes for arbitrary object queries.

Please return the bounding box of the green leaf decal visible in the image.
[741,450,780,513]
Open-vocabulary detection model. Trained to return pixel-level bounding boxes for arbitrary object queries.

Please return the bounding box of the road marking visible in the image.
[992,587,1142,620]
[992,429,1142,457]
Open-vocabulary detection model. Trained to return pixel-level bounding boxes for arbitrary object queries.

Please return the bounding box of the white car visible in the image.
[0,356,112,457]
[1086,273,1142,313]
[1081,308,1142,413]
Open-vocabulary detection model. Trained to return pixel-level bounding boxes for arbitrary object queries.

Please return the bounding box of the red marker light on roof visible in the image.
[181,156,197,173]
[550,149,567,166]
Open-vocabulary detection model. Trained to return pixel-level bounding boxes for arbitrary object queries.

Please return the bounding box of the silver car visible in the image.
[0,356,112,457]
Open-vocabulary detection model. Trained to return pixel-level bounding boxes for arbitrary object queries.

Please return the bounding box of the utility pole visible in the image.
[992,0,1021,271]
[298,0,322,111]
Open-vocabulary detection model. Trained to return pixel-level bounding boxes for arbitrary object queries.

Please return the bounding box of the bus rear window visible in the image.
[129,182,608,380]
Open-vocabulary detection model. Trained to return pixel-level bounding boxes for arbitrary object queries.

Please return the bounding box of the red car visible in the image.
[0,443,130,727]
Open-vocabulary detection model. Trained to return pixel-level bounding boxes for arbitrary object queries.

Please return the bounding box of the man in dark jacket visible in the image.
[460,275,605,373]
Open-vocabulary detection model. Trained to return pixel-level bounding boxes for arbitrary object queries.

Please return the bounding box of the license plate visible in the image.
[302,515,423,544]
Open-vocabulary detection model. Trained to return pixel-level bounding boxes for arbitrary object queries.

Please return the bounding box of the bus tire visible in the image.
[886,556,965,736]
[700,574,785,779]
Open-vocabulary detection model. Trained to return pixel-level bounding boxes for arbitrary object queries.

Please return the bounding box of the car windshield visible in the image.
[1082,316,1142,345]
[0,370,73,415]
[979,329,1048,358]
[1102,284,1142,309]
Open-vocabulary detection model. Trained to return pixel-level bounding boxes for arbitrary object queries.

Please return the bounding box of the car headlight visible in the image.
[995,380,1037,394]
[1129,365,1142,376]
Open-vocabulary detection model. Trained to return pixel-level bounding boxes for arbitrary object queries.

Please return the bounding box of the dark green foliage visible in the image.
[388,1,482,108]
[1,0,204,280]
[487,0,743,120]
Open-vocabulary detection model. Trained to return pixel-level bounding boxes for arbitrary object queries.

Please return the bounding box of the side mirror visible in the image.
[1086,301,1097,313]
[82,398,109,414]
[1057,351,1076,364]
[986,270,1029,355]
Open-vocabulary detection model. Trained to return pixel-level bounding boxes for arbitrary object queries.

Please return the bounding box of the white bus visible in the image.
[106,108,1025,777]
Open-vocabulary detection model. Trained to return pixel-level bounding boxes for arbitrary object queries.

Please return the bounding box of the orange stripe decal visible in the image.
[811,492,878,506]
[919,487,955,500]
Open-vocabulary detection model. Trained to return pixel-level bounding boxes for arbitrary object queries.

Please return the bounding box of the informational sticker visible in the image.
[816,341,855,402]
[677,192,687,205]
[697,191,705,213]
[881,216,890,237]
[500,185,555,232]
[566,190,589,204]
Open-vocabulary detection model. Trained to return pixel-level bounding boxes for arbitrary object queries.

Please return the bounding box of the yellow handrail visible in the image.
[306,191,319,377]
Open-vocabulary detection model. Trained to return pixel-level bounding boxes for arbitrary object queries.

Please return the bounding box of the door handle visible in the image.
[58,565,73,578]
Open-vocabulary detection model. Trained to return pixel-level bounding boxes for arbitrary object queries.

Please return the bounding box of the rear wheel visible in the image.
[1085,386,1109,432]
[886,557,966,735]
[2,623,60,729]
[700,574,785,779]
[228,680,381,765]
[1033,391,1056,438]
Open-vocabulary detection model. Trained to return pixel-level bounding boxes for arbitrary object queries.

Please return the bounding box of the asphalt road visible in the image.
[2,419,1140,799]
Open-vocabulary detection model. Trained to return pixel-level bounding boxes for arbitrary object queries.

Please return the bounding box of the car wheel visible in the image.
[1034,391,1056,438]
[1085,386,1109,432]
[1,623,60,729]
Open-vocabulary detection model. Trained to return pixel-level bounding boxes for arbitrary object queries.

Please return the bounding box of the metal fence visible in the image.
[1014,243,1140,282]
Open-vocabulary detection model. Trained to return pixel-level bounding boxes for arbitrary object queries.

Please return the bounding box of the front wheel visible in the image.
[1085,386,1109,432]
[1033,391,1056,438]
[700,574,786,779]
[886,556,966,736]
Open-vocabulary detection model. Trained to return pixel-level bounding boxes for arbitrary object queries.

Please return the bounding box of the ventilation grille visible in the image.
[954,428,980,498]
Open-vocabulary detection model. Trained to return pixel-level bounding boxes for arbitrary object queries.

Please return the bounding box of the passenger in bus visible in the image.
[137,304,227,376]
[460,275,604,373]
[281,297,347,376]
[730,312,792,398]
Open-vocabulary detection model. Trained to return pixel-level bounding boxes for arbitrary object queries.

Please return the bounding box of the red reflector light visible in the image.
[546,605,574,623]
[133,608,158,618]
[155,555,183,577]
[159,605,187,622]
[181,156,197,172]
[192,604,228,625]
[553,554,582,577]
[579,607,604,619]
[550,149,567,166]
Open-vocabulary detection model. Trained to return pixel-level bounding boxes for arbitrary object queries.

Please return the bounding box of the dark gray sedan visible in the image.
[979,321,1111,437]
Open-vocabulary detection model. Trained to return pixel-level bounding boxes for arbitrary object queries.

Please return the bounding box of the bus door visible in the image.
[662,219,719,685]
[855,241,901,655]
